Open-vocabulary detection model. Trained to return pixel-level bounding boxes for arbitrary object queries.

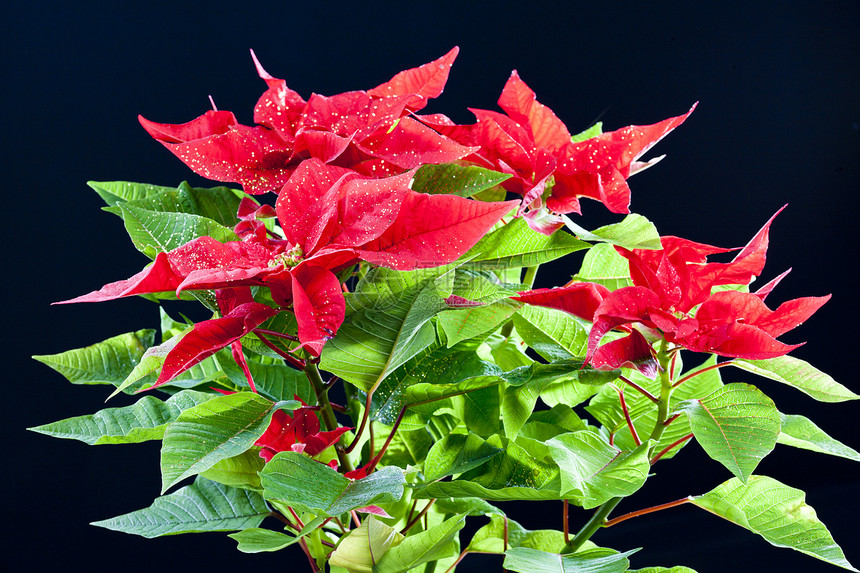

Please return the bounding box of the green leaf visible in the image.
[160,393,293,492]
[260,452,404,516]
[88,180,177,206]
[504,547,637,573]
[777,413,860,462]
[467,515,565,554]
[678,383,780,483]
[374,513,467,573]
[461,384,501,437]
[570,122,603,144]
[107,202,238,259]
[563,213,662,250]
[33,329,156,389]
[329,517,403,571]
[321,281,446,392]
[28,390,213,445]
[424,432,504,481]
[514,304,590,360]
[463,217,589,270]
[573,243,633,290]
[411,163,511,198]
[229,528,304,553]
[732,356,859,402]
[547,431,651,509]
[200,448,267,490]
[114,181,244,228]
[690,475,857,571]
[438,300,520,347]
[91,476,269,538]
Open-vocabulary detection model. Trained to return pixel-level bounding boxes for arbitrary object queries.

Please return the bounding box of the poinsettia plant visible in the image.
[31,48,859,573]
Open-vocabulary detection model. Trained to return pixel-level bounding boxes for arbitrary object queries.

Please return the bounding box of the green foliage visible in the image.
[504,547,637,573]
[412,163,511,198]
[733,356,858,402]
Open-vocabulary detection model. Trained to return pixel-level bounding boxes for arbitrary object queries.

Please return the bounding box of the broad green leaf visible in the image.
[416,438,561,501]
[460,385,501,437]
[563,213,662,250]
[111,328,191,397]
[777,413,860,462]
[690,475,857,571]
[108,202,238,259]
[200,448,266,490]
[573,243,633,290]
[514,304,590,360]
[424,432,504,481]
[547,431,651,509]
[411,163,511,198]
[91,476,269,538]
[569,122,603,144]
[733,356,858,402]
[88,180,176,206]
[463,217,589,270]
[160,393,294,492]
[678,383,780,483]
[438,300,520,347]
[450,269,520,304]
[114,181,244,228]
[260,452,404,516]
[245,357,315,405]
[321,281,445,392]
[329,517,403,571]
[229,528,303,553]
[32,329,156,389]
[468,515,565,554]
[28,390,213,445]
[374,513,467,573]
[504,547,637,573]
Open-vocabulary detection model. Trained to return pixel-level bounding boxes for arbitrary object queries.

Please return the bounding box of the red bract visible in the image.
[425,71,694,233]
[59,160,517,355]
[515,209,830,374]
[255,407,351,462]
[139,48,473,194]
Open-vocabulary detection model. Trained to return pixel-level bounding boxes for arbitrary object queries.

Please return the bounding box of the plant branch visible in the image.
[615,386,642,446]
[305,360,354,473]
[618,375,659,403]
[672,360,735,388]
[602,497,692,528]
[401,499,436,534]
[365,406,407,473]
[650,433,694,464]
[255,332,306,370]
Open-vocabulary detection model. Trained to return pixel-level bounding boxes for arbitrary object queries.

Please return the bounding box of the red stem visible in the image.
[673,360,735,388]
[256,328,299,342]
[364,406,407,474]
[602,497,692,528]
[616,386,642,446]
[401,500,436,534]
[650,433,694,464]
[230,341,257,393]
[618,375,659,403]
[255,332,306,370]
[563,500,570,544]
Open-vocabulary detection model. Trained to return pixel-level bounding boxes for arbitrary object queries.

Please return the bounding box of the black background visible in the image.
[3,1,858,572]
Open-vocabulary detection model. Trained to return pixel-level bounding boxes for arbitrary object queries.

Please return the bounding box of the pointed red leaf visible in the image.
[56,252,183,304]
[497,70,571,152]
[251,49,307,141]
[590,330,658,379]
[290,265,346,356]
[513,282,610,322]
[367,47,460,112]
[355,116,477,169]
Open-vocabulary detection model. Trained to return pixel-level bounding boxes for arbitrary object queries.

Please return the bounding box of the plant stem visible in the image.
[618,375,659,403]
[615,386,642,446]
[401,499,436,534]
[305,360,354,473]
[602,497,692,528]
[562,497,624,553]
[650,433,694,464]
[672,360,735,388]
[522,265,539,288]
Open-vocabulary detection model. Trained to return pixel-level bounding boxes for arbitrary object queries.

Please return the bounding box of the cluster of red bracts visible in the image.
[514,207,830,377]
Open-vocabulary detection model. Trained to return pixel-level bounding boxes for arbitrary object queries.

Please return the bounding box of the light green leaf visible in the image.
[88,180,176,206]
[514,304,590,361]
[424,432,504,481]
[229,528,304,553]
[468,515,565,554]
[321,281,445,392]
[570,122,603,144]
[330,517,403,572]
[733,356,858,402]
[200,449,266,490]
[463,217,589,270]
[32,329,156,389]
[777,413,860,462]
[563,213,661,250]
[411,163,511,198]
[374,513,467,573]
[160,393,293,492]
[108,202,238,259]
[504,547,637,573]
[690,475,857,571]
[28,390,213,445]
[438,300,520,347]
[113,181,243,228]
[678,383,780,483]
[547,431,651,509]
[260,452,404,516]
[91,477,269,538]
[573,243,632,290]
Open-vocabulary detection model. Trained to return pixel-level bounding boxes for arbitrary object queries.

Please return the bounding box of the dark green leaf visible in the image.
[424,432,504,481]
